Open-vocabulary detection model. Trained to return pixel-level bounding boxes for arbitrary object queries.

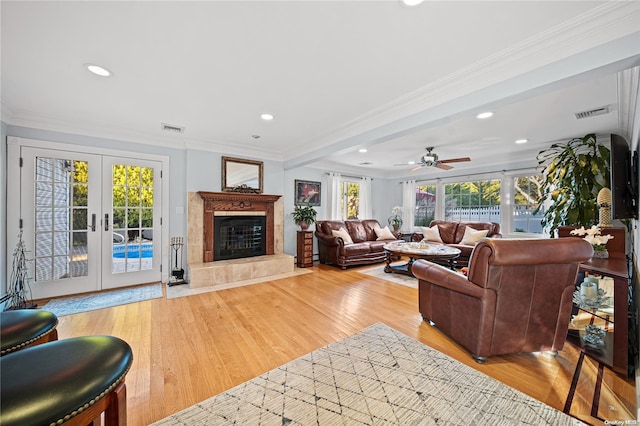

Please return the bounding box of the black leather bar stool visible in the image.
[0,335,133,426]
[1,309,59,356]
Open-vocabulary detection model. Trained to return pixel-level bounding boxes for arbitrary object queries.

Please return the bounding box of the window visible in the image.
[512,175,545,234]
[444,180,501,222]
[341,181,360,219]
[415,184,436,226]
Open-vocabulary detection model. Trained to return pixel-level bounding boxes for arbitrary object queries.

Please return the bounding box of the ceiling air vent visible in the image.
[574,106,610,120]
[161,123,185,133]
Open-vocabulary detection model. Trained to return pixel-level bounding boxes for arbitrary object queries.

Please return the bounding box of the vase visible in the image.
[388,216,402,232]
[592,250,608,259]
[299,221,309,231]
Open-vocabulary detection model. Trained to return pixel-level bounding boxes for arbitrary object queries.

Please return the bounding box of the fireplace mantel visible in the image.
[198,191,282,262]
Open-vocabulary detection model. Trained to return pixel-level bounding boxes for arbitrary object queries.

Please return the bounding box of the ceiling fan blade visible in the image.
[435,163,453,170]
[439,157,471,164]
[409,164,423,172]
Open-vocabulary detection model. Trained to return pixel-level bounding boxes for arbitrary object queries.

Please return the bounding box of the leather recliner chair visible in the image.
[412,238,593,363]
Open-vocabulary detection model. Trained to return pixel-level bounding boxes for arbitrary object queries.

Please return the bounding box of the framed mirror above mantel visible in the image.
[222,156,263,193]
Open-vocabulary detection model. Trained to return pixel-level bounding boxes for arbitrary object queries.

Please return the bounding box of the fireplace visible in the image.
[197,191,282,262]
[188,192,292,289]
[214,215,266,261]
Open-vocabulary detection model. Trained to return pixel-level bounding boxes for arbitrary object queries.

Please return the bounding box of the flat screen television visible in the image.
[610,133,638,219]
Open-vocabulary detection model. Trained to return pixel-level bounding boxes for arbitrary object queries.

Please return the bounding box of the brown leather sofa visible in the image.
[315,219,397,269]
[412,238,593,363]
[413,220,502,267]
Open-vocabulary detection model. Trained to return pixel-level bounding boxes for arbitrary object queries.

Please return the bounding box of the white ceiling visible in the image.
[2,1,640,179]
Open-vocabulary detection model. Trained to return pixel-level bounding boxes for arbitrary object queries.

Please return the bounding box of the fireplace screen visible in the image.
[214,216,267,261]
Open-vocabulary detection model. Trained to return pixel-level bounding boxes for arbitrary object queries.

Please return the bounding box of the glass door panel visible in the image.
[102,157,161,289]
[21,148,101,299]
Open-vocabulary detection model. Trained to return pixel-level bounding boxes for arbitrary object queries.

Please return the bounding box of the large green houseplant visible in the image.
[534,133,610,236]
[292,204,317,230]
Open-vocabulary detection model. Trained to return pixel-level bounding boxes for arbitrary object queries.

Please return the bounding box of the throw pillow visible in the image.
[418,225,443,243]
[332,227,353,244]
[375,226,396,241]
[460,227,489,246]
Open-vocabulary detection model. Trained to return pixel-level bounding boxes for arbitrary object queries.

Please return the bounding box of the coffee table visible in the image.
[383,241,461,277]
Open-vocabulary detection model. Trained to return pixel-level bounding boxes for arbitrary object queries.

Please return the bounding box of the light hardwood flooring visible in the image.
[49,264,636,426]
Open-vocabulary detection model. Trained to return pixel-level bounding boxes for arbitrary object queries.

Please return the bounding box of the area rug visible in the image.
[358,264,418,289]
[152,323,584,425]
[41,283,162,316]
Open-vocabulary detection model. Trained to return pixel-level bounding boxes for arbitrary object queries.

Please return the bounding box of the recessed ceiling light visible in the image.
[260,113,274,121]
[402,0,424,5]
[359,148,368,153]
[85,63,112,77]
[476,112,493,119]
[515,139,529,144]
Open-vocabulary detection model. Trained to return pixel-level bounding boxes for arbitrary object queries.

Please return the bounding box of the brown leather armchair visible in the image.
[412,238,593,363]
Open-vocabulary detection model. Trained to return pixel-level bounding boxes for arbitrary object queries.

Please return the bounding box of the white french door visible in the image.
[18,146,162,299]
[101,157,161,289]
[21,148,101,298]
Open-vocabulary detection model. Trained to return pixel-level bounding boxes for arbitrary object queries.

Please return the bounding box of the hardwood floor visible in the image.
[52,264,636,425]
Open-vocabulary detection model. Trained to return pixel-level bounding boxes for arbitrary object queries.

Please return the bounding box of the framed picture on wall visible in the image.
[295,180,321,206]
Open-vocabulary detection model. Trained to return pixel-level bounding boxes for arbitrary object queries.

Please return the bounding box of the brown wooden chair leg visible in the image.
[104,381,127,426]
[43,328,58,344]
[63,381,127,426]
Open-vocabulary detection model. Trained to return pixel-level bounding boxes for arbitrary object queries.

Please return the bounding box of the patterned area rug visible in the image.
[152,323,584,425]
[41,283,162,316]
[358,264,418,289]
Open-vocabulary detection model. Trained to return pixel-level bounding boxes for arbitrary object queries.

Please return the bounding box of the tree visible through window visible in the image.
[513,175,545,233]
[415,184,436,226]
[341,181,360,219]
[444,180,501,222]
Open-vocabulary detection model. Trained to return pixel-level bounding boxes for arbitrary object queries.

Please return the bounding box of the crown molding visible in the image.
[4,111,285,161]
[617,65,640,141]
[183,139,283,162]
[286,1,640,167]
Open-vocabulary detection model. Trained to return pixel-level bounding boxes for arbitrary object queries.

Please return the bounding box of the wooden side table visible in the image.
[559,226,631,376]
[296,231,314,267]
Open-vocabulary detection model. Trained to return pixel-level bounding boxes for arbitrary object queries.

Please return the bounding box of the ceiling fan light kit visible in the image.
[407,146,471,171]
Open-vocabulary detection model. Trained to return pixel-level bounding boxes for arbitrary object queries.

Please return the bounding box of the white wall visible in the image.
[1,125,323,291]
[185,150,284,195]
[1,122,7,303]
[375,178,402,228]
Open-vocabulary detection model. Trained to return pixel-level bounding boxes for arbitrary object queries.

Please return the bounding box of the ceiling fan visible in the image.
[404,146,471,171]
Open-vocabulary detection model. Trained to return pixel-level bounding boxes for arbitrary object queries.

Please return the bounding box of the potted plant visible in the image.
[569,225,614,258]
[388,205,404,232]
[292,204,317,230]
[534,133,610,236]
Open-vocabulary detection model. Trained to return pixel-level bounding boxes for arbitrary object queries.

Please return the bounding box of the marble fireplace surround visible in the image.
[187,192,294,289]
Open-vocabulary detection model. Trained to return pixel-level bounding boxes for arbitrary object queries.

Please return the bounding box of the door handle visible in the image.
[105,213,110,231]
[90,214,96,232]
